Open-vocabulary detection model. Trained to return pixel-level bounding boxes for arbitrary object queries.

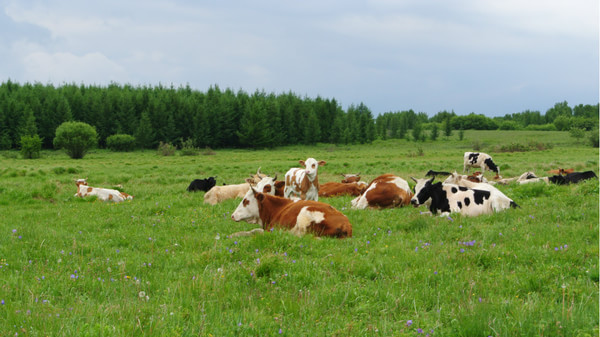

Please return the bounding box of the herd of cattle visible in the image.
[75,152,597,239]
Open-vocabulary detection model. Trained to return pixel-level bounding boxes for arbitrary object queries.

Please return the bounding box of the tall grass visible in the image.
[0,131,598,336]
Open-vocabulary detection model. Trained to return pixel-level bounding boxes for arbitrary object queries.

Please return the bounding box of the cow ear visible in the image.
[427,177,435,184]
[299,160,305,166]
[318,161,326,166]
[275,181,285,188]
[245,178,253,184]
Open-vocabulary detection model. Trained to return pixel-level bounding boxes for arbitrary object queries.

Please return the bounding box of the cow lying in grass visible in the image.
[231,187,352,238]
[410,177,518,217]
[74,179,133,203]
[351,174,412,209]
[443,172,518,210]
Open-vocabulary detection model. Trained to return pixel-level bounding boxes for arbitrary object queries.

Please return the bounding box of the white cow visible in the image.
[74,179,133,203]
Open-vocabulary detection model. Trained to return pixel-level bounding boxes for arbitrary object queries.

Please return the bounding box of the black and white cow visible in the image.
[410,177,518,217]
[548,171,597,185]
[187,176,217,192]
[463,152,500,177]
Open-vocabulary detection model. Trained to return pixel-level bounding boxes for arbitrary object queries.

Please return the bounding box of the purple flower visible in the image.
[434,271,438,275]
[460,248,465,253]
[279,328,283,334]
[12,229,16,233]
[367,241,370,244]
[554,247,559,251]
[406,320,412,327]
[417,328,423,333]
[1,299,4,305]
[415,247,418,252]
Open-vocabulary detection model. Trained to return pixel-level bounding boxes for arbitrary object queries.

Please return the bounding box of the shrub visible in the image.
[589,129,599,148]
[157,141,176,156]
[525,124,557,131]
[179,138,199,156]
[202,147,216,156]
[498,121,520,130]
[106,134,136,152]
[20,135,42,159]
[53,122,98,159]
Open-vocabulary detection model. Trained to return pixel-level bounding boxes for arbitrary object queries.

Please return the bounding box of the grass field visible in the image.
[0,130,598,336]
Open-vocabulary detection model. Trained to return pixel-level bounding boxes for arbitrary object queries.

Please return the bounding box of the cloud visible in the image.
[22,51,126,84]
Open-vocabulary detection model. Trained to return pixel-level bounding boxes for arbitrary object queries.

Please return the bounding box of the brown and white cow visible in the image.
[231,188,352,238]
[318,182,367,198]
[284,158,326,201]
[341,173,361,183]
[74,179,133,203]
[351,174,412,209]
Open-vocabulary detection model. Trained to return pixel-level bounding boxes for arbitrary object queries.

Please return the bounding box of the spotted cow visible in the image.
[284,158,326,201]
[463,152,500,178]
[443,172,518,211]
[231,188,352,238]
[351,174,412,209]
[74,179,133,203]
[410,177,518,217]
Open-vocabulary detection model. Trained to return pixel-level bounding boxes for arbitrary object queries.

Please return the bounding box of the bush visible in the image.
[20,135,42,159]
[524,124,557,131]
[589,129,599,148]
[53,122,98,159]
[157,141,176,156]
[106,134,136,152]
[179,138,199,156]
[498,121,520,130]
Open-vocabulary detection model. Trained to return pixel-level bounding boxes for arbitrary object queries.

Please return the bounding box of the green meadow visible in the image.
[0,130,598,336]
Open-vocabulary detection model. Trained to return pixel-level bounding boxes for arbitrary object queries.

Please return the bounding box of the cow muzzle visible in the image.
[410,198,420,207]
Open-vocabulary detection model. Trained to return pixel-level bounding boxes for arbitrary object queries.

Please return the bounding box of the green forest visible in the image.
[0,80,598,150]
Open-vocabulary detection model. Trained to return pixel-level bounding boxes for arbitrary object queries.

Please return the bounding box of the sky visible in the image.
[0,0,598,117]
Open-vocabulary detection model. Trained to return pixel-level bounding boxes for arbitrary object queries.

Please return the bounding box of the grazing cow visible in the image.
[284,158,326,201]
[319,182,367,198]
[425,170,452,178]
[187,177,217,192]
[410,177,517,217]
[74,179,133,203]
[463,152,500,178]
[351,174,412,209]
[231,188,352,238]
[548,171,597,185]
[341,173,361,183]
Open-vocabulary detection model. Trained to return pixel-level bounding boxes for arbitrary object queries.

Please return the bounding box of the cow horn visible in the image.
[272,174,277,181]
[257,167,262,175]
[410,177,418,183]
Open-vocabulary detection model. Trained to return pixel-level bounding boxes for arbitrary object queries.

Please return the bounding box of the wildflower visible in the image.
[406,320,412,327]
[417,328,423,333]
[1,299,4,305]
[367,241,370,244]
[279,329,283,334]
[139,291,146,298]
[460,248,465,253]
[238,322,242,327]
[415,247,418,252]
[12,229,16,233]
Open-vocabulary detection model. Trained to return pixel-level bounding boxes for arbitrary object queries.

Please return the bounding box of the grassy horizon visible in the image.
[0,130,598,336]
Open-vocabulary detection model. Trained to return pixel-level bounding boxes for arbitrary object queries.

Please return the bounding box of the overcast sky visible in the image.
[1,0,598,117]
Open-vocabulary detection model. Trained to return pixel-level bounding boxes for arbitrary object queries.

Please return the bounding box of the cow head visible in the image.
[341,173,361,183]
[300,158,326,178]
[232,187,264,224]
[410,177,435,207]
[75,178,88,187]
[206,177,217,190]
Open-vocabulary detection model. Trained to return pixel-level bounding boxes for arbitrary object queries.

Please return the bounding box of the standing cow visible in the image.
[284,158,326,201]
[463,152,500,178]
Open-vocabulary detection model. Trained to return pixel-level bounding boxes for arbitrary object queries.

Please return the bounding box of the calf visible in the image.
[319,182,367,198]
[548,171,597,185]
[284,158,326,201]
[74,179,133,203]
[187,176,217,192]
[232,188,352,238]
[204,183,251,205]
[463,152,500,178]
[410,177,517,217]
[351,174,412,209]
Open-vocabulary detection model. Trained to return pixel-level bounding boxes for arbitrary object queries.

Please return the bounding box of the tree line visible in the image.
[0,80,597,150]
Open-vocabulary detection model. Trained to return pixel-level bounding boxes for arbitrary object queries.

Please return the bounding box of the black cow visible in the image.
[425,170,452,178]
[187,177,217,192]
[548,171,597,185]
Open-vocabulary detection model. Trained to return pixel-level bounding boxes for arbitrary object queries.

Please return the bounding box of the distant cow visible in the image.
[204,183,251,205]
[74,179,133,203]
[463,152,500,178]
[231,188,352,238]
[319,182,367,198]
[284,158,326,201]
[341,173,361,183]
[351,174,412,209]
[410,177,517,217]
[548,168,574,176]
[425,170,452,178]
[548,171,597,185]
[187,177,217,192]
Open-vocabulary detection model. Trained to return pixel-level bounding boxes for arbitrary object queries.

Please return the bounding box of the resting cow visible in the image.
[443,172,518,211]
[187,176,216,192]
[319,182,367,198]
[74,179,133,203]
[410,177,517,217]
[463,152,500,178]
[231,188,352,238]
[284,158,326,201]
[548,171,597,185]
[351,174,412,209]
